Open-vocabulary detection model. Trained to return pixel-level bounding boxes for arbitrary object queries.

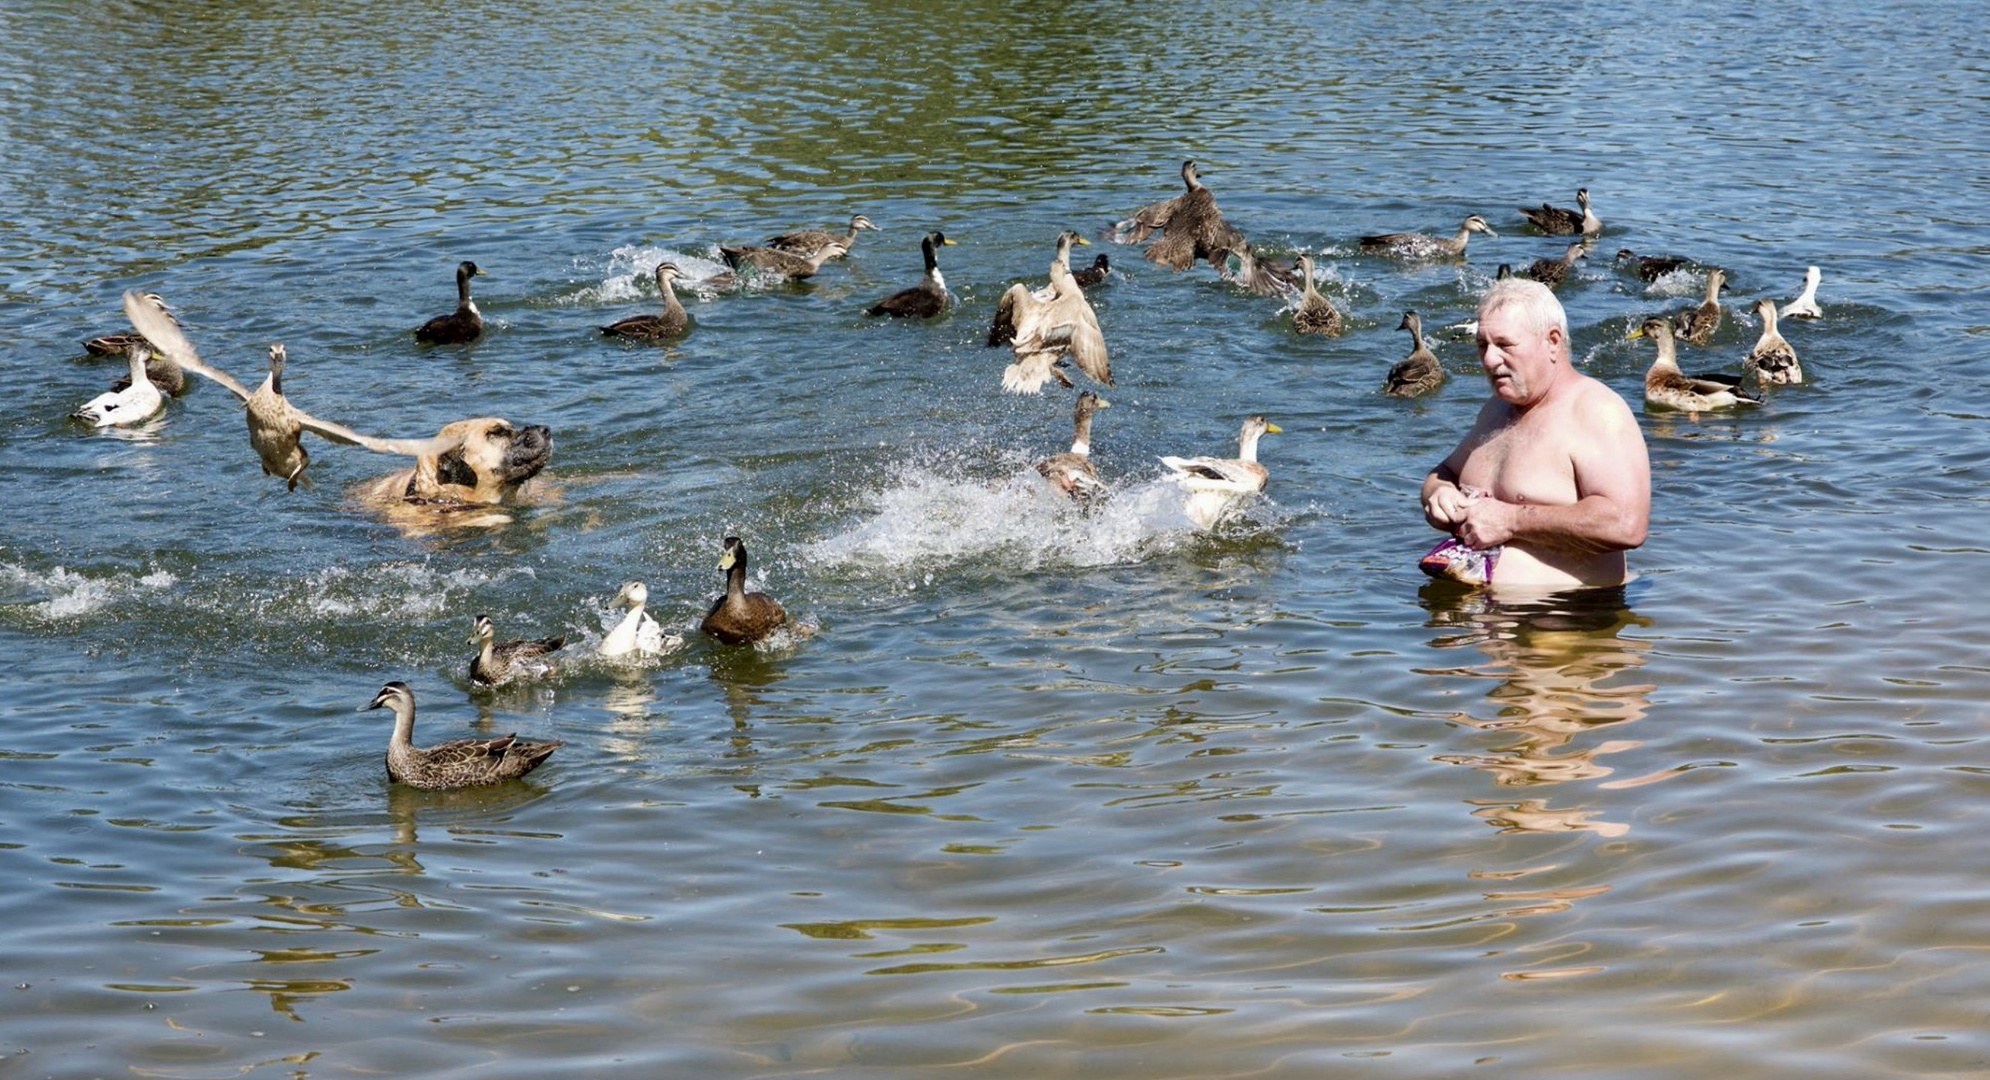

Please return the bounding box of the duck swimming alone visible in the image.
[1360,215,1497,260]
[1036,390,1111,499]
[763,213,879,261]
[468,614,566,687]
[364,681,561,790]
[1523,243,1587,288]
[1614,248,1690,283]
[599,580,678,658]
[1628,316,1760,412]
[1108,159,1247,271]
[701,535,788,645]
[414,261,486,345]
[1382,311,1445,397]
[1519,188,1601,236]
[1675,267,1728,345]
[601,263,690,341]
[1290,255,1345,336]
[1161,415,1282,530]
[73,341,165,428]
[1780,265,1823,319]
[866,232,957,318]
[1746,298,1803,385]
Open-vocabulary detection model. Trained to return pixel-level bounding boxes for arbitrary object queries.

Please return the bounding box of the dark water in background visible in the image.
[4,1,1990,1076]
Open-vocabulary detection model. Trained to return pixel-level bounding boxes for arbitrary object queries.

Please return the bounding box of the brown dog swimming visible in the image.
[356,418,553,530]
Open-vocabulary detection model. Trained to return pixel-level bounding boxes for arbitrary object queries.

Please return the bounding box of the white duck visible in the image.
[74,341,165,427]
[1160,415,1282,530]
[600,580,678,658]
[1780,265,1823,320]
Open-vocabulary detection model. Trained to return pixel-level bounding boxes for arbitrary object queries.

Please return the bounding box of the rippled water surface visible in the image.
[5,1,1990,1076]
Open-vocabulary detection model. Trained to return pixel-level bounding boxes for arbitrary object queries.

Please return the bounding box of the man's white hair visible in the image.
[1478,277,1569,342]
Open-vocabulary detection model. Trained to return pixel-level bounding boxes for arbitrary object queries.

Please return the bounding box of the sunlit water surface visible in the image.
[4,1,1990,1077]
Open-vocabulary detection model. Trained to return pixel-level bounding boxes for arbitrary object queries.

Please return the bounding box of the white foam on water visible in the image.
[0,561,179,621]
[295,561,540,622]
[562,245,737,306]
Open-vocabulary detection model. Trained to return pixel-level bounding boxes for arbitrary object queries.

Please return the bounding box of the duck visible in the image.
[1360,214,1497,259]
[1212,241,1300,297]
[866,232,957,318]
[1160,415,1282,530]
[468,614,566,687]
[1383,311,1445,397]
[719,240,843,281]
[1071,253,1113,289]
[988,229,1087,346]
[363,681,561,790]
[1523,243,1587,288]
[1780,265,1823,319]
[993,233,1113,393]
[1614,248,1689,283]
[1674,267,1728,345]
[84,294,189,400]
[1746,298,1803,385]
[1290,255,1345,336]
[763,213,879,261]
[85,292,174,356]
[601,263,690,341]
[1628,316,1760,412]
[1036,391,1110,499]
[599,580,679,658]
[1108,159,1247,271]
[414,261,486,345]
[700,535,788,645]
[73,341,165,427]
[1519,188,1600,236]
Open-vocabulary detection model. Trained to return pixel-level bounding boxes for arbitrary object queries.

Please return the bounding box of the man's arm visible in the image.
[1422,400,1500,531]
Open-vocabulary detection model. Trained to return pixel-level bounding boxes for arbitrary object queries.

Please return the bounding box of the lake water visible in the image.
[5,1,1990,1076]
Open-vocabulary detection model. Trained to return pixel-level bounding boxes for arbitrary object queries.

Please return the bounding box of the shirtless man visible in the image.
[1421,278,1650,590]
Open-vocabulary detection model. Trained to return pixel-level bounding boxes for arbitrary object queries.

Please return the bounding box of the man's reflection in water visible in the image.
[1419,581,1654,838]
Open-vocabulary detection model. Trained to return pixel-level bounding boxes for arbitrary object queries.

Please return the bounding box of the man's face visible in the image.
[1475,305,1560,406]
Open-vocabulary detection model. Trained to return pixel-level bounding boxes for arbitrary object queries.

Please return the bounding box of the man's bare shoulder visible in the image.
[1563,370,1638,428]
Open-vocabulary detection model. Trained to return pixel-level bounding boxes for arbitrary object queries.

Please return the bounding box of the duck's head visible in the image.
[654,262,682,286]
[614,580,649,608]
[928,231,957,248]
[1089,253,1111,271]
[1076,390,1109,418]
[1180,159,1200,188]
[718,535,747,572]
[1575,188,1591,209]
[851,214,880,232]
[1245,416,1283,438]
[362,681,415,714]
[266,342,287,377]
[1753,297,1777,322]
[1495,263,1514,280]
[1710,268,1729,292]
[1296,254,1317,281]
[457,260,485,280]
[1627,316,1672,343]
[1464,215,1497,236]
[1565,243,1588,262]
[1057,229,1091,250]
[468,614,496,647]
[1398,310,1422,332]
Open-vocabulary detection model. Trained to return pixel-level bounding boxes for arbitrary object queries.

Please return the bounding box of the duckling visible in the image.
[1036,391,1110,499]
[1523,243,1587,288]
[1519,187,1601,236]
[1628,317,1760,412]
[1674,268,1728,345]
[414,261,486,345]
[1212,241,1300,297]
[764,213,879,261]
[1108,159,1247,271]
[866,232,957,318]
[363,681,561,790]
[73,341,165,428]
[994,234,1112,394]
[1383,311,1445,397]
[718,240,842,281]
[599,580,679,658]
[1290,255,1345,336]
[1614,248,1689,283]
[1746,298,1803,385]
[1360,215,1497,259]
[601,263,690,341]
[468,614,566,688]
[700,536,788,645]
[1780,265,1823,319]
[1071,253,1113,289]
[1161,415,1282,530]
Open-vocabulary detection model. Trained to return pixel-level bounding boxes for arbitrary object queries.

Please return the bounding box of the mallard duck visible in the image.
[994,234,1112,393]
[1108,159,1247,271]
[468,614,566,687]
[988,230,1088,346]
[1674,267,1728,345]
[601,263,690,341]
[701,535,788,645]
[414,261,486,344]
[1036,391,1110,499]
[1071,253,1113,289]
[866,232,957,318]
[1161,415,1282,530]
[1290,255,1345,336]
[1360,215,1497,259]
[1614,248,1689,283]
[74,341,165,427]
[124,294,465,490]
[600,580,679,658]
[1524,243,1587,288]
[1746,298,1803,385]
[719,239,842,281]
[1383,311,1445,397]
[1519,188,1600,236]
[364,681,561,790]
[1780,265,1823,319]
[1212,241,1300,297]
[1628,316,1759,412]
[764,213,879,261]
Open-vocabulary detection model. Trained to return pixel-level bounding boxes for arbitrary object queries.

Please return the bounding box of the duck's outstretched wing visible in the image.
[287,406,466,458]
[122,290,252,402]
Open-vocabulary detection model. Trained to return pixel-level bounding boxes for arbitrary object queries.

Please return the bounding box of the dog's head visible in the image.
[404,418,553,504]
